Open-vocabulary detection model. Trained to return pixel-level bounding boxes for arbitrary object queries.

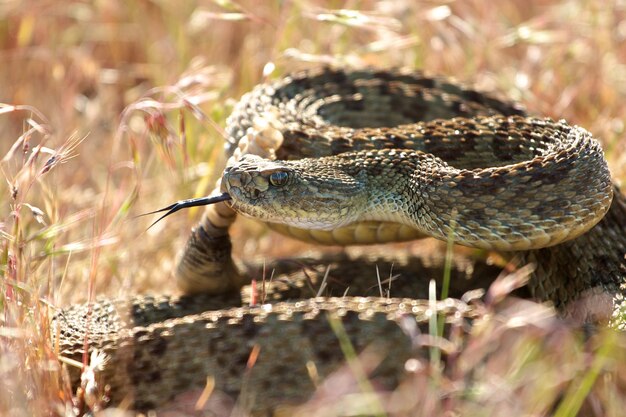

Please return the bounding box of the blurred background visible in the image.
[0,1,625,415]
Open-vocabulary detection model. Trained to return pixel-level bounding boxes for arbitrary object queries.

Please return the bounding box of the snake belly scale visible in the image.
[54,68,626,413]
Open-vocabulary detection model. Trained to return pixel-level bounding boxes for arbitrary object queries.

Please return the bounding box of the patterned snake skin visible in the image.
[54,68,626,414]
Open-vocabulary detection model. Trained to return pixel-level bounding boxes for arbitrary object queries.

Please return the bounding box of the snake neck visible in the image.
[353,146,612,251]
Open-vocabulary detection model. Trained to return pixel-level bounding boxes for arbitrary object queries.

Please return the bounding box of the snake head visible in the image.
[222,154,368,230]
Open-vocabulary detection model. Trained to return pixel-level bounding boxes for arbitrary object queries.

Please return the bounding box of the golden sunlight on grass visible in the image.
[0,1,625,416]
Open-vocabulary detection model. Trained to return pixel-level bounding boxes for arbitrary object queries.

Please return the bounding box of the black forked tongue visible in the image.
[140,193,232,229]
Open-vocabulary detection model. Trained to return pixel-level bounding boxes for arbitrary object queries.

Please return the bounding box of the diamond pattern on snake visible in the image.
[54,68,626,413]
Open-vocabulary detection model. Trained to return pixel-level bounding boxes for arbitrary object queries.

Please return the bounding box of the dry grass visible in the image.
[0,0,625,416]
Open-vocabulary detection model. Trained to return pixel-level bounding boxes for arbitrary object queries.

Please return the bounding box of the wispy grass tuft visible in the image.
[0,0,625,416]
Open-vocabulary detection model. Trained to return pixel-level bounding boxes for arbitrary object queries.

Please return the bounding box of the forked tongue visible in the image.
[139,193,231,229]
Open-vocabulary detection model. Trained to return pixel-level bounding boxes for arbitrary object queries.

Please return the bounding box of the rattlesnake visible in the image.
[55,68,626,414]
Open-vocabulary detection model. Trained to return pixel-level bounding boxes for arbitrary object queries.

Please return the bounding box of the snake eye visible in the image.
[269,171,290,187]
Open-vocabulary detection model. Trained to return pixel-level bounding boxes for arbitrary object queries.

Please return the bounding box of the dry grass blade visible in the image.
[0,0,624,416]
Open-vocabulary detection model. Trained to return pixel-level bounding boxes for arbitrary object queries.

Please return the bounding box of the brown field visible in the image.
[1,1,625,416]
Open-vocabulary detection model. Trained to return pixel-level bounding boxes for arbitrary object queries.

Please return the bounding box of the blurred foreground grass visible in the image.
[0,1,625,416]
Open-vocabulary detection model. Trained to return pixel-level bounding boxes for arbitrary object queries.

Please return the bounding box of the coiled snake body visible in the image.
[55,68,626,413]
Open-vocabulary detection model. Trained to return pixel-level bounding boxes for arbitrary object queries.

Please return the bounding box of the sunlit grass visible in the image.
[0,0,625,416]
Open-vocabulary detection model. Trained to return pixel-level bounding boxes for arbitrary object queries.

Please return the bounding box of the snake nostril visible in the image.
[240,172,252,185]
[227,174,242,188]
[252,188,262,198]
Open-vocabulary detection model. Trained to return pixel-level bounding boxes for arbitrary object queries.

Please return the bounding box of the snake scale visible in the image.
[54,68,626,414]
